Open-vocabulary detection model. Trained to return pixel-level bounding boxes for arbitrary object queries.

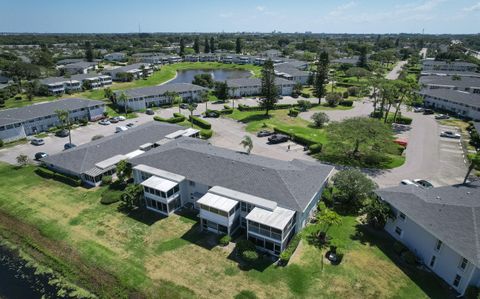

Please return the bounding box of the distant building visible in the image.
[419,89,480,120]
[104,63,153,81]
[62,61,98,75]
[39,73,112,95]
[226,78,294,97]
[420,75,480,94]
[422,60,478,72]
[274,63,310,84]
[104,52,127,62]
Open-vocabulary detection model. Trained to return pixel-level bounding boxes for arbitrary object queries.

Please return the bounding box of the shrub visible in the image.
[100,189,122,205]
[234,290,258,299]
[219,235,231,246]
[189,115,211,129]
[288,108,299,117]
[395,116,413,125]
[339,100,353,107]
[279,234,301,265]
[347,86,360,96]
[200,129,213,139]
[291,133,317,146]
[393,241,406,255]
[154,114,185,123]
[311,112,329,128]
[153,116,167,122]
[325,93,342,107]
[101,175,112,186]
[173,112,185,119]
[342,91,349,98]
[241,250,259,262]
[465,286,480,299]
[0,139,3,147]
[300,92,310,98]
[80,119,88,126]
[296,100,311,111]
[34,167,81,187]
[236,239,256,253]
[402,250,417,265]
[309,143,323,154]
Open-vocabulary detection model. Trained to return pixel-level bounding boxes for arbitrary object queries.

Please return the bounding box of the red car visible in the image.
[394,139,408,147]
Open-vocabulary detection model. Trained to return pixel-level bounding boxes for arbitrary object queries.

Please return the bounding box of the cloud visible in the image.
[219,12,233,18]
[328,1,356,17]
[256,6,266,12]
[463,2,480,12]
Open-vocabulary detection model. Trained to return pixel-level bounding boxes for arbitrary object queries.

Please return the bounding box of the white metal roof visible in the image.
[139,143,153,150]
[197,192,238,212]
[154,138,172,146]
[165,129,188,139]
[246,207,295,230]
[141,176,177,192]
[95,154,126,169]
[124,149,144,159]
[133,164,185,182]
[182,128,199,137]
[208,186,277,211]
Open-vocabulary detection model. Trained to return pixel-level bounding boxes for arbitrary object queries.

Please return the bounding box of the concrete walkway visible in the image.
[385,61,407,80]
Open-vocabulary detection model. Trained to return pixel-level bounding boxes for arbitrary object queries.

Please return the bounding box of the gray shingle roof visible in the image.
[332,56,360,65]
[106,63,150,75]
[275,63,310,77]
[116,83,207,99]
[225,77,294,88]
[0,98,104,127]
[419,88,480,108]
[42,122,183,175]
[422,60,478,68]
[376,182,480,267]
[129,138,334,211]
[40,73,109,85]
[63,61,97,69]
[419,75,480,89]
[421,70,480,78]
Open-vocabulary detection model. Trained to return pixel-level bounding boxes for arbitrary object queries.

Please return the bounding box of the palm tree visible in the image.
[464,153,480,184]
[118,92,128,117]
[104,87,113,101]
[199,90,209,111]
[230,87,237,109]
[55,109,72,145]
[187,103,197,127]
[240,135,253,154]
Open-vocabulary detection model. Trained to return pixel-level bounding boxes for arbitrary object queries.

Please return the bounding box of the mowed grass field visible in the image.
[0,163,449,298]
[2,62,262,109]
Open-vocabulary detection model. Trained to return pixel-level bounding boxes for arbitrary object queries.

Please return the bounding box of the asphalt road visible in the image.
[385,60,407,80]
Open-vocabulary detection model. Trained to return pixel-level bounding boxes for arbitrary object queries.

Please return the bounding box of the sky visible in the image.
[0,0,479,34]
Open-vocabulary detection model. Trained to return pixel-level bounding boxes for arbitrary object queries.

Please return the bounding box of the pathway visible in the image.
[385,60,407,80]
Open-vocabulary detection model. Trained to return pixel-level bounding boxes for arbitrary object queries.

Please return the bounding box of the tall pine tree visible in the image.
[179,38,185,57]
[236,37,242,54]
[193,37,200,54]
[204,37,210,53]
[85,41,94,62]
[357,46,368,68]
[210,37,215,53]
[260,59,278,116]
[314,51,329,105]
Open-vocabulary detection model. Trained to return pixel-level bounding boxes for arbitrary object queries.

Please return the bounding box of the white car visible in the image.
[99,119,111,125]
[400,179,418,186]
[115,126,128,133]
[440,131,461,139]
[117,116,126,121]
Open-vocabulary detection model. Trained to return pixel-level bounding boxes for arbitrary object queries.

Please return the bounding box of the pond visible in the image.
[167,69,252,84]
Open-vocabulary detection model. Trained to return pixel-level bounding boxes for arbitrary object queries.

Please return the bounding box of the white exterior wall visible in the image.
[385,208,479,295]
[424,95,480,121]
[0,124,26,142]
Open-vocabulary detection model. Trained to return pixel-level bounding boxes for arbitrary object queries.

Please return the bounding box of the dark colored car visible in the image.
[268,134,289,144]
[109,117,119,123]
[205,111,220,118]
[34,152,48,160]
[55,129,69,137]
[126,122,135,127]
[180,103,189,109]
[146,109,154,115]
[64,143,77,150]
[423,109,434,115]
[257,130,274,137]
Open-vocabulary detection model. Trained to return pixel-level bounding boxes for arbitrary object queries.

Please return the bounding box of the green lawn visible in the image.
[0,163,450,298]
[2,62,261,109]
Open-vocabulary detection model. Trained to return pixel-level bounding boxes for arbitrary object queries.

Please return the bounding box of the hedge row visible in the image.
[272,127,317,146]
[200,129,213,139]
[35,167,82,187]
[339,100,353,107]
[189,115,212,129]
[279,234,301,265]
[153,114,186,124]
[237,103,299,112]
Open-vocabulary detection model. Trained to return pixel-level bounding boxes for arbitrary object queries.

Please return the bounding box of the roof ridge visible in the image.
[274,168,301,210]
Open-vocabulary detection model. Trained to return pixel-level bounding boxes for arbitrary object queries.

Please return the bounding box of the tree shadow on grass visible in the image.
[351,223,457,299]
[227,248,275,272]
[180,223,218,251]
[236,114,271,124]
[119,207,166,226]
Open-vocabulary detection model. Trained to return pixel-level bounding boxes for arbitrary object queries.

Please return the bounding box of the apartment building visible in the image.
[62,61,98,75]
[226,77,294,97]
[104,52,127,62]
[0,98,105,142]
[274,63,310,84]
[39,73,112,95]
[419,89,480,120]
[105,63,153,81]
[422,60,478,72]
[420,75,480,94]
[376,183,480,296]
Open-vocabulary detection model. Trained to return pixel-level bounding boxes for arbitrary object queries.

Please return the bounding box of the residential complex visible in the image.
[40,73,112,95]
[376,183,480,296]
[421,60,478,72]
[62,61,98,75]
[274,62,310,84]
[104,52,127,62]
[114,83,208,111]
[226,77,294,97]
[420,75,480,94]
[0,98,105,142]
[105,63,153,81]
[419,89,480,120]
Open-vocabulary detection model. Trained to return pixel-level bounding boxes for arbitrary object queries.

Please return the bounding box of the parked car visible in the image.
[400,179,418,186]
[126,122,135,127]
[423,109,434,115]
[394,139,408,147]
[180,103,189,109]
[413,179,434,188]
[115,126,128,133]
[64,143,76,150]
[55,129,69,137]
[205,111,220,118]
[268,134,289,144]
[212,100,225,104]
[34,152,48,160]
[440,131,461,139]
[145,109,154,115]
[99,119,111,125]
[413,107,424,113]
[31,138,45,146]
[435,114,450,120]
[117,116,126,121]
[109,117,119,123]
[257,130,274,137]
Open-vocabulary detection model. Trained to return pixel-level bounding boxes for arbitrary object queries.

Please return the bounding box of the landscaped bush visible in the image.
[101,175,112,186]
[34,167,81,187]
[153,116,167,122]
[219,235,231,246]
[100,189,122,205]
[402,250,417,265]
[0,139,3,147]
[347,86,360,96]
[309,143,323,154]
[173,112,185,119]
[339,100,353,107]
[154,114,185,123]
[342,91,349,98]
[465,286,480,299]
[291,133,317,146]
[241,250,259,262]
[234,290,258,299]
[189,115,211,129]
[288,108,299,117]
[301,92,310,98]
[200,129,213,139]
[394,116,413,125]
[279,234,301,265]
[80,119,88,126]
[205,109,220,118]
[221,108,233,114]
[273,126,292,136]
[393,241,407,255]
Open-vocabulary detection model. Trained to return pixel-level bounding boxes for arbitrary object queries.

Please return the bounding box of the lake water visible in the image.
[167,69,251,84]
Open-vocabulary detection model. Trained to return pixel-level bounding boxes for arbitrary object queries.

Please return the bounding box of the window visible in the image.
[453,275,461,287]
[399,212,406,221]
[429,255,436,268]
[459,258,468,270]
[241,202,247,212]
[395,226,402,236]
[189,181,195,186]
[435,240,442,251]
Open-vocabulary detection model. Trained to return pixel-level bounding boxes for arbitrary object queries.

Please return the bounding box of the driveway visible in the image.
[385,61,407,80]
[0,113,153,164]
[299,100,373,122]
